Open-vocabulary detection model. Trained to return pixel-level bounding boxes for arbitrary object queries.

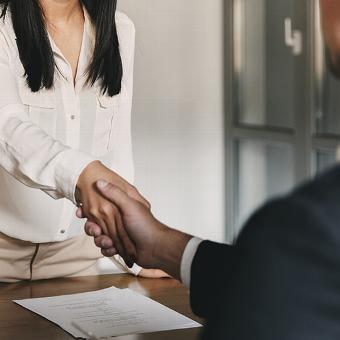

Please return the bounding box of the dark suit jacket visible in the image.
[190,165,340,340]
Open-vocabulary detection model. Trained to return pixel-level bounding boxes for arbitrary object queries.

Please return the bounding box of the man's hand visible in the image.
[84,179,167,269]
[84,180,193,280]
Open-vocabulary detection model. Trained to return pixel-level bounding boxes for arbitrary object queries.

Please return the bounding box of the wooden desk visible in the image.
[0,275,202,340]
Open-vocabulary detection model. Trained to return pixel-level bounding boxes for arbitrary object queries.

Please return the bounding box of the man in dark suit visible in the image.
[83,164,340,340]
[80,1,340,338]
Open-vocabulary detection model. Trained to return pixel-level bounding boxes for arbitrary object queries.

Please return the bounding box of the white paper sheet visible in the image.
[13,286,202,339]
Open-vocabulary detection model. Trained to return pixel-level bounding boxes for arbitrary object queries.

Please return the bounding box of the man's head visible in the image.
[320,0,340,77]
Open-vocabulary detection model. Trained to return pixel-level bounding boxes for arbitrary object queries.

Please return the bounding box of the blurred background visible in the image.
[118,0,340,244]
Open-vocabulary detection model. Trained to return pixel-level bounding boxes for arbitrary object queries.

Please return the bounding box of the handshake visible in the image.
[75,161,192,280]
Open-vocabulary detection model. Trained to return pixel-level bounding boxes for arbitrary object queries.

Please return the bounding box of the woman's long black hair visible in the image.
[0,0,122,96]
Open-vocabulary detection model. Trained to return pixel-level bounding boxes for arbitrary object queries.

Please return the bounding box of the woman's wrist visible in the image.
[76,160,104,196]
[75,160,100,207]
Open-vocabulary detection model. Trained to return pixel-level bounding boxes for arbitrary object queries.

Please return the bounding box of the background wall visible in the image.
[118,0,226,241]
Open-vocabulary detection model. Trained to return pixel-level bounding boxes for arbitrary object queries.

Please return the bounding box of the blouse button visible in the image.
[60,229,66,234]
[70,115,76,120]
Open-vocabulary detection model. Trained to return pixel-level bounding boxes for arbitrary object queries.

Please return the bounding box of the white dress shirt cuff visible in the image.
[180,237,203,288]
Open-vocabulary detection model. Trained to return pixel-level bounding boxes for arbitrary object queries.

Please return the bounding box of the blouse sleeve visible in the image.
[0,31,95,205]
[107,12,136,184]
[107,15,141,276]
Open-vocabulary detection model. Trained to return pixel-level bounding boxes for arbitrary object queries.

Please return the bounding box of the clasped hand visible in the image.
[75,161,150,268]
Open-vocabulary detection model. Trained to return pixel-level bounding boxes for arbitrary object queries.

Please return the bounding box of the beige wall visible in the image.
[118,1,225,241]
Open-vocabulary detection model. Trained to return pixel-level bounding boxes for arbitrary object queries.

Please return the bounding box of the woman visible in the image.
[0,0,164,281]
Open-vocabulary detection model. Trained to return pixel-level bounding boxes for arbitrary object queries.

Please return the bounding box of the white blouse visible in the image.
[0,8,136,262]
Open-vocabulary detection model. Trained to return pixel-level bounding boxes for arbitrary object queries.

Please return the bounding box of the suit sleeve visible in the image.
[202,164,340,339]
[190,240,235,318]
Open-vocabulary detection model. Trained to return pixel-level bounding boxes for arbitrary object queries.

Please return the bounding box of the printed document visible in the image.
[14,287,201,338]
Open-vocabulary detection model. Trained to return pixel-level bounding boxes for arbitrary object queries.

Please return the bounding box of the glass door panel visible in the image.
[234,0,304,129]
[313,149,337,174]
[234,139,295,236]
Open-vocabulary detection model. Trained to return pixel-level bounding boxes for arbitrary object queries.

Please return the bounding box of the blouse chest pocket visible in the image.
[18,80,57,137]
[94,84,129,157]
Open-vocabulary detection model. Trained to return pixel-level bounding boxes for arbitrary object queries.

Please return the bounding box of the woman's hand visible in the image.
[76,161,150,267]
[76,161,150,209]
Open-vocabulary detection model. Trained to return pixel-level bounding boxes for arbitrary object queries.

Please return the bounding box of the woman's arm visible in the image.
[0,30,94,204]
[0,28,144,265]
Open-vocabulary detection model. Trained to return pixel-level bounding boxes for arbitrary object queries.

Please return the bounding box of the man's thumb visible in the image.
[96,180,130,209]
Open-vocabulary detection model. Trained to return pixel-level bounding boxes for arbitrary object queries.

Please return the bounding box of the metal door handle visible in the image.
[284,18,303,56]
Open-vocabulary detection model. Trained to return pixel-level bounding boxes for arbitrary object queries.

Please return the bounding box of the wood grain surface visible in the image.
[0,274,203,340]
